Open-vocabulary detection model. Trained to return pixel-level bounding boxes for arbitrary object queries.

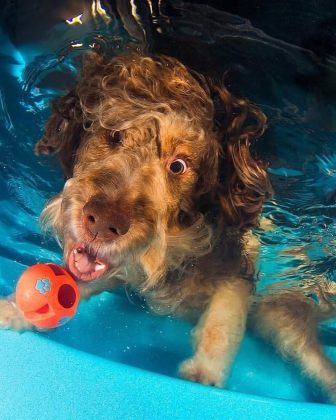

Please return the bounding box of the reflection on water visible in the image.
[0,0,336,365]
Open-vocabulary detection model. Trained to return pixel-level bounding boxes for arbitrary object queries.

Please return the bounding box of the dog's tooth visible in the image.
[95,263,106,271]
[74,248,84,263]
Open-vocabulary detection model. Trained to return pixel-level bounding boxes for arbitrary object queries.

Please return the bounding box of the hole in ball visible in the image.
[47,264,65,276]
[36,304,49,314]
[58,284,76,308]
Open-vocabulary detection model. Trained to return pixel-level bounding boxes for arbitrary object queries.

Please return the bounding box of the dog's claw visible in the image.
[179,356,224,387]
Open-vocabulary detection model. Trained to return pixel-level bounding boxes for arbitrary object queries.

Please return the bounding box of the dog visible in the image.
[1,53,336,400]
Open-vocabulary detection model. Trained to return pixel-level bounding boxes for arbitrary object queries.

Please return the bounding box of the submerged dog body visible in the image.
[2,53,336,399]
[39,53,269,386]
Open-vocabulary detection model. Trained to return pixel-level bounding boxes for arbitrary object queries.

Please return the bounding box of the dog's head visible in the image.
[39,53,271,289]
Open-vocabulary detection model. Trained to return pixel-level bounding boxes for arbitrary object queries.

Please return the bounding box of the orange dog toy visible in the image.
[16,263,80,329]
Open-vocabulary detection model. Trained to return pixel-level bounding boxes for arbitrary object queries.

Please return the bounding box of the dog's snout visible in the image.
[83,194,130,240]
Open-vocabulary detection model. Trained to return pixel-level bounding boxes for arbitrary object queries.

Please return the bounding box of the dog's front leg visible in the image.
[180,277,251,386]
[251,284,336,403]
[0,295,34,331]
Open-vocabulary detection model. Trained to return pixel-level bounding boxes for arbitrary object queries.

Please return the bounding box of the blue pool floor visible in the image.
[1,332,335,420]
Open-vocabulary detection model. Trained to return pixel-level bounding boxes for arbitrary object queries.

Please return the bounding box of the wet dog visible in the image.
[1,53,336,400]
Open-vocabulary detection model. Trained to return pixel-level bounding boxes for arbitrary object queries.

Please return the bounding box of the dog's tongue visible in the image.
[68,246,108,282]
[74,249,95,274]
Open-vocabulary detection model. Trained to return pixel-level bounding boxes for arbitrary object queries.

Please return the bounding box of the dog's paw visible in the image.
[0,299,33,331]
[179,356,224,387]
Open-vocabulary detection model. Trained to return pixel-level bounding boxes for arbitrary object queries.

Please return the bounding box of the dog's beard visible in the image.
[42,191,214,287]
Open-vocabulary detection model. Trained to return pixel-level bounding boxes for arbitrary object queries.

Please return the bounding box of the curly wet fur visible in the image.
[1,53,336,402]
[39,53,271,294]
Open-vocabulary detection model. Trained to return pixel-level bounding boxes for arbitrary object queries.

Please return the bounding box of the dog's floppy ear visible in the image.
[35,90,83,178]
[211,84,272,229]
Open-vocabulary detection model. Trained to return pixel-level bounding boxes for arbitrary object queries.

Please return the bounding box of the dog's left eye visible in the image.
[169,159,187,175]
[107,130,122,145]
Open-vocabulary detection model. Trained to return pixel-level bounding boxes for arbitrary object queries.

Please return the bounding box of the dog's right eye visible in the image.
[107,130,122,145]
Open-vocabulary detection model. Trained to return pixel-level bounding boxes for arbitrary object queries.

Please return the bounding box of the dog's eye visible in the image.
[107,130,122,145]
[169,159,187,175]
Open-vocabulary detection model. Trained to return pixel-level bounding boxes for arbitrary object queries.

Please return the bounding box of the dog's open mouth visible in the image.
[67,244,110,282]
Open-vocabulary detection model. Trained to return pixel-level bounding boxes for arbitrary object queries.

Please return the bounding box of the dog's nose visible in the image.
[83,194,130,240]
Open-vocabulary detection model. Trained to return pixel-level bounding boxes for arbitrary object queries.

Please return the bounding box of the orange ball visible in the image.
[16,263,80,329]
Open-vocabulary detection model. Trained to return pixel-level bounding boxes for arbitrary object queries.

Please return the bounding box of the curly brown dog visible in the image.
[1,53,336,400]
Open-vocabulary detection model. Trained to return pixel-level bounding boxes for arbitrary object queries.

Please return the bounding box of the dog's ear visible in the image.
[35,90,83,178]
[211,85,272,229]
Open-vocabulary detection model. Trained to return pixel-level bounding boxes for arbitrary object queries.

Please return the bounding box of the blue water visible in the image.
[1,0,336,414]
